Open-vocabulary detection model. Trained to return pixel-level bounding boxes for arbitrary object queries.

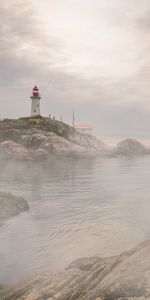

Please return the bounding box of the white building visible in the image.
[74,124,93,134]
[30,86,41,116]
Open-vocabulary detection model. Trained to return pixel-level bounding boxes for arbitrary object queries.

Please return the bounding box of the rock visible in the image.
[24,290,42,300]
[0,117,110,159]
[69,132,110,155]
[0,192,29,223]
[31,148,49,159]
[0,118,150,159]
[113,138,149,156]
[0,141,30,160]
[26,133,49,149]
[2,240,150,300]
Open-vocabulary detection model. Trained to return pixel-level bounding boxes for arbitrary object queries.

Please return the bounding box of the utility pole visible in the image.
[72,111,75,128]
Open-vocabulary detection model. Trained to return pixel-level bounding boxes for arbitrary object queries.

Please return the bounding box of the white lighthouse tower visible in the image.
[30,85,41,116]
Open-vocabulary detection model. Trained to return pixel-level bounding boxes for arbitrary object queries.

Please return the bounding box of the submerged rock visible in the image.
[0,192,29,223]
[2,239,150,300]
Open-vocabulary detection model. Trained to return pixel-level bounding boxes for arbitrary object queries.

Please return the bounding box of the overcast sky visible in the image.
[1,0,150,139]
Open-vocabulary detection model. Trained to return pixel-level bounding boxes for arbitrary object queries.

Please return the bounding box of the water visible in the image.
[0,156,150,285]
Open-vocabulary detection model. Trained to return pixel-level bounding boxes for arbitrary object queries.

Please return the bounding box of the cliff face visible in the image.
[1,239,150,300]
[0,117,109,159]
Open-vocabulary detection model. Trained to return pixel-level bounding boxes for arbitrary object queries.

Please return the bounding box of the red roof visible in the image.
[75,124,93,129]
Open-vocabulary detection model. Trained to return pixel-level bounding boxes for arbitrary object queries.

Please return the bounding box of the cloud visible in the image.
[1,0,150,136]
[0,0,108,109]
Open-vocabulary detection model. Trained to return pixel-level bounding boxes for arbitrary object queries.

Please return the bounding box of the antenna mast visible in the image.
[72,111,75,128]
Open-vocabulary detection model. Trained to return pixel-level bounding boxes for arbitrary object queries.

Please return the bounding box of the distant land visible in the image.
[0,115,149,159]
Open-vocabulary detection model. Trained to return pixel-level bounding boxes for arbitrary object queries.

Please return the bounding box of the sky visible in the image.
[1,0,150,139]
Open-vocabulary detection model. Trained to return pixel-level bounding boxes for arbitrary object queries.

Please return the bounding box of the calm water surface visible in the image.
[0,156,150,285]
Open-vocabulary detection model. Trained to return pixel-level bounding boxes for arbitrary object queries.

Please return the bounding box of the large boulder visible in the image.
[0,192,29,223]
[113,138,149,156]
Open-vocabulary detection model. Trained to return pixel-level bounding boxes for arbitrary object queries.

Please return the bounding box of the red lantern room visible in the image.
[32,85,40,97]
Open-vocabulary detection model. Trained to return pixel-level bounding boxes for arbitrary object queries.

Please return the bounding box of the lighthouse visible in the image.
[30,85,41,116]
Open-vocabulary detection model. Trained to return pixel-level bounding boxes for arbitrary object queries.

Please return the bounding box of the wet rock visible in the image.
[2,240,150,300]
[0,192,29,223]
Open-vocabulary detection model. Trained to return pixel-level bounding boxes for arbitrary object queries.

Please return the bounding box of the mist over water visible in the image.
[0,156,150,285]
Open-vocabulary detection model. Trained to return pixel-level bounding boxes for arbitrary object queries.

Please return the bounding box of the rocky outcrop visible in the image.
[1,239,150,300]
[70,132,110,156]
[0,141,30,159]
[0,117,150,159]
[0,117,110,159]
[0,192,29,224]
[0,132,108,160]
[113,138,150,156]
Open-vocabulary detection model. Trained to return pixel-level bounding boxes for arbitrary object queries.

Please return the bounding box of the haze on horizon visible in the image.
[1,0,150,139]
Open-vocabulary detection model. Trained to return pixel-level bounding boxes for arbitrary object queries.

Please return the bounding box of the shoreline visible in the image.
[1,239,150,300]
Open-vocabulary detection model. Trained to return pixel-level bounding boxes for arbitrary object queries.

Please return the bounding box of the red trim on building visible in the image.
[75,124,93,130]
